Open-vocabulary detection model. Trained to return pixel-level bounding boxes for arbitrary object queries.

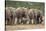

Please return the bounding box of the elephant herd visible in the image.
[5,7,44,25]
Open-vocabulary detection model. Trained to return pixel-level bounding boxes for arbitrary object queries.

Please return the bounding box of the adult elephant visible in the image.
[5,7,16,25]
[8,7,16,25]
[33,9,43,24]
[28,9,35,24]
[5,7,12,25]
[21,7,29,24]
[28,9,43,24]
[36,10,43,24]
[15,7,28,24]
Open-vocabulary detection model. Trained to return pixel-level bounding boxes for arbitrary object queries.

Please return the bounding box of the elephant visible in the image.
[41,16,45,24]
[21,7,28,24]
[5,7,16,25]
[5,7,12,25]
[28,9,35,24]
[36,10,43,24]
[9,7,16,25]
[27,9,43,24]
[33,9,43,24]
[5,6,44,25]
[15,7,22,24]
[15,7,28,24]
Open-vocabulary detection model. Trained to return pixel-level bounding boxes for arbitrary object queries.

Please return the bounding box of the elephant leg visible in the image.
[14,17,17,24]
[39,17,43,24]
[29,18,32,24]
[17,18,19,24]
[24,20,27,24]
[7,18,10,25]
[7,18,11,25]
[9,18,12,25]
[32,19,34,24]
[13,18,15,24]
[34,18,37,24]
[5,20,7,25]
[21,20,24,24]
[11,19,13,25]
[26,20,29,24]
[21,20,25,24]
[5,18,7,25]
[23,20,25,24]
[10,15,14,25]
[12,17,15,24]
[17,17,20,24]
[21,17,26,24]
[36,18,39,24]
[40,20,43,24]
[19,18,21,24]
[5,18,6,25]
[10,18,13,25]
[21,18,23,24]
[33,18,36,24]
[12,18,14,25]
[21,20,23,24]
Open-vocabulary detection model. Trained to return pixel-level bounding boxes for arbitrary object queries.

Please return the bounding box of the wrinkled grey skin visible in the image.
[5,7,16,25]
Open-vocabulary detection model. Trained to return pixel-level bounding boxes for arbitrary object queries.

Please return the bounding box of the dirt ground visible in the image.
[5,24,45,31]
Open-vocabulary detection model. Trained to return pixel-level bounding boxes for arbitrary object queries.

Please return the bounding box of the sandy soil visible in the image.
[5,24,45,31]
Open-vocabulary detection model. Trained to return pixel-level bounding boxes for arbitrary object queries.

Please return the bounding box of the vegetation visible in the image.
[6,1,45,15]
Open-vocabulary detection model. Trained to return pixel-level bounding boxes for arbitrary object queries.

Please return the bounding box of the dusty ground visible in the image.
[5,24,45,31]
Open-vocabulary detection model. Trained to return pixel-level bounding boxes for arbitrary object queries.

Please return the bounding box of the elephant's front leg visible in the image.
[39,16,43,24]
[36,17,39,24]
[12,17,15,25]
[7,18,9,25]
[34,18,37,24]
[23,18,27,24]
[29,18,32,24]
[14,17,17,24]
[17,17,22,24]
[21,18,23,24]
[8,17,11,25]
[23,20,27,24]
[17,17,20,24]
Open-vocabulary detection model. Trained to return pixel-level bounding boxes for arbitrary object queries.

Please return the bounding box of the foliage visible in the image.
[6,1,45,15]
